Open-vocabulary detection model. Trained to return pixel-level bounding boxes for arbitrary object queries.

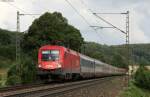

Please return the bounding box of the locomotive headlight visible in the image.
[38,64,41,68]
[57,62,62,68]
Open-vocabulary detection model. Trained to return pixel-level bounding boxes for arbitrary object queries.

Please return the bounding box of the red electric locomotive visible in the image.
[38,45,126,80]
[38,45,80,79]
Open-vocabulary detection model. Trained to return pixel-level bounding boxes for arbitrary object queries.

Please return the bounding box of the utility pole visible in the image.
[126,11,130,76]
[16,11,20,63]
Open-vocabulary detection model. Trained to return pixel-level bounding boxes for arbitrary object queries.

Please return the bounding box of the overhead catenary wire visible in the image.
[65,0,92,26]
[79,0,126,34]
[65,0,105,43]
[7,2,26,13]
[93,13,126,34]
[80,0,93,13]
[79,0,109,44]
[79,0,127,35]
[6,2,38,19]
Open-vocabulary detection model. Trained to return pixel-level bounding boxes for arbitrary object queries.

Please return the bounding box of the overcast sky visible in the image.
[0,0,150,45]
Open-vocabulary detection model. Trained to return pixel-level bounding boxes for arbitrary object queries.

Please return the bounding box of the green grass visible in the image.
[118,81,150,97]
[0,69,8,87]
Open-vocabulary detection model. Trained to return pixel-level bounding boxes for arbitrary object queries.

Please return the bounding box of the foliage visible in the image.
[20,58,37,84]
[0,29,12,45]
[0,69,8,87]
[134,66,150,90]
[22,12,84,61]
[119,82,150,97]
[6,75,21,85]
[6,56,37,85]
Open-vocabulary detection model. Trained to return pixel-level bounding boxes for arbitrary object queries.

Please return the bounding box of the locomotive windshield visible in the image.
[42,50,59,61]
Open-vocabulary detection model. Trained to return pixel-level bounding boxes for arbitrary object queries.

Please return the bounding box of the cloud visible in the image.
[0,0,149,44]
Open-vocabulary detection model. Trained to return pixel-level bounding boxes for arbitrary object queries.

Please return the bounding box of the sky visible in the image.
[0,0,150,45]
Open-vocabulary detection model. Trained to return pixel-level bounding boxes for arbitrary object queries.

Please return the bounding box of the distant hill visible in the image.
[0,28,149,69]
[83,42,150,68]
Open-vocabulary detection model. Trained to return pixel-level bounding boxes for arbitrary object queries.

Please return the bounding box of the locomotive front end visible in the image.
[39,50,61,69]
[38,45,63,72]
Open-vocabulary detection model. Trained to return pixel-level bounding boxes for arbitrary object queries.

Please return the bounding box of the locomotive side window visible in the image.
[42,50,59,61]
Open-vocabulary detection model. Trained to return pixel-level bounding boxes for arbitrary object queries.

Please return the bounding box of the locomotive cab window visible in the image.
[42,50,59,61]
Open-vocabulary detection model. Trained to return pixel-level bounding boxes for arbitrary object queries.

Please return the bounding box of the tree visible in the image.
[22,12,84,61]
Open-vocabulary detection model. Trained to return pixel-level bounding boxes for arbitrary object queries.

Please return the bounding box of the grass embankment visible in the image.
[0,69,8,87]
[118,82,150,97]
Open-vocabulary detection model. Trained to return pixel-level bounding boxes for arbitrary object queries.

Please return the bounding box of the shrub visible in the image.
[21,58,37,84]
[134,66,150,90]
[7,64,18,78]
[6,56,37,85]
[6,75,21,85]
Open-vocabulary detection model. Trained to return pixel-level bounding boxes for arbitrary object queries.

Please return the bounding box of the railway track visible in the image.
[0,83,46,93]
[0,76,117,97]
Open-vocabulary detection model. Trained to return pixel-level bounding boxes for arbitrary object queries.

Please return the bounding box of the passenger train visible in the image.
[38,45,126,80]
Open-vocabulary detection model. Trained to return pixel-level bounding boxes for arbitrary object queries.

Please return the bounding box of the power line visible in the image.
[6,2,37,19]
[6,2,26,13]
[79,0,95,15]
[79,0,109,44]
[79,0,125,34]
[93,13,126,34]
[65,0,92,26]
[80,0,93,13]
[65,0,106,43]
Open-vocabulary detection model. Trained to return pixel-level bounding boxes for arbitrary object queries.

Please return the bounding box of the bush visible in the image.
[6,56,37,85]
[7,64,18,78]
[6,75,21,85]
[21,58,37,84]
[134,66,150,90]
